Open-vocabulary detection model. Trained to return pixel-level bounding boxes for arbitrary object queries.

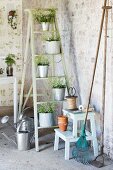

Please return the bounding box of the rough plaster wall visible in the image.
[67,0,113,158]
[0,0,22,114]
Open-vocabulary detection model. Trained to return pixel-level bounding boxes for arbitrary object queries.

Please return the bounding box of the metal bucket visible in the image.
[17,131,30,151]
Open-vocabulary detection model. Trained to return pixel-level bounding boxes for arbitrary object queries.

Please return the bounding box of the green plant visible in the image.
[32,8,56,23]
[35,55,49,66]
[5,54,16,66]
[50,77,66,88]
[38,103,55,113]
[44,31,60,41]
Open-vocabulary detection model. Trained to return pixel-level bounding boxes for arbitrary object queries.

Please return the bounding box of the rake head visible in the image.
[72,130,92,164]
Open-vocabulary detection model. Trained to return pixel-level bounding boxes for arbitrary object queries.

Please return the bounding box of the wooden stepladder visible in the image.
[19,8,69,151]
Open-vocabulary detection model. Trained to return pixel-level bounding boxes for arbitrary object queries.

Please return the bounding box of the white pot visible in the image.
[45,41,61,54]
[41,22,49,31]
[52,88,65,101]
[37,65,48,78]
[39,113,53,127]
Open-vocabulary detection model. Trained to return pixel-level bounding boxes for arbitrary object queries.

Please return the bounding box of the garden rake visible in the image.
[72,0,111,165]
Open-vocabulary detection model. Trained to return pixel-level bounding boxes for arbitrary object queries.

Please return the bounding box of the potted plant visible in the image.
[50,78,66,101]
[38,103,55,127]
[32,9,55,31]
[35,55,49,78]
[8,10,17,30]
[5,54,16,76]
[45,32,61,54]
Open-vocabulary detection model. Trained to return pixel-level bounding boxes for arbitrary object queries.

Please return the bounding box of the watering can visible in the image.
[16,116,34,151]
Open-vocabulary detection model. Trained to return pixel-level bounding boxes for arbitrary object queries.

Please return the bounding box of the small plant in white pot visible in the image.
[32,9,55,31]
[38,103,55,127]
[51,78,66,101]
[35,55,49,78]
[44,32,61,54]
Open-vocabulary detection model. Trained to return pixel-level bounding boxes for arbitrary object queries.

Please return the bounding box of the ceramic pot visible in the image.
[6,65,13,76]
[38,65,48,78]
[45,41,61,54]
[39,113,53,127]
[41,22,49,31]
[52,88,65,101]
[58,115,68,131]
[66,96,78,110]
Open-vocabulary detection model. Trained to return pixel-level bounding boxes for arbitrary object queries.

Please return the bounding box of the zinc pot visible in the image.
[39,113,53,127]
[52,88,65,101]
[41,22,49,31]
[38,65,48,78]
[45,41,61,54]
[6,65,13,76]
[66,96,78,110]
[58,115,68,131]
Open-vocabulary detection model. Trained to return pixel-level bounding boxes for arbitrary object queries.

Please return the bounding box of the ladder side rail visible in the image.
[30,10,39,152]
[19,14,31,114]
[22,84,33,110]
[54,13,70,94]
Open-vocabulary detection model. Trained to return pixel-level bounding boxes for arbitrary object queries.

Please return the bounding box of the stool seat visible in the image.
[54,110,98,160]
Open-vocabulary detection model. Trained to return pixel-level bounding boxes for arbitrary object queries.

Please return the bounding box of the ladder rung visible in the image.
[36,76,65,80]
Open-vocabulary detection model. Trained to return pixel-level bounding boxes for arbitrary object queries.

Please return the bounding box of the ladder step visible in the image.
[37,125,58,129]
[37,100,66,104]
[36,76,65,80]
[34,30,57,34]
[34,53,63,56]
[24,94,44,97]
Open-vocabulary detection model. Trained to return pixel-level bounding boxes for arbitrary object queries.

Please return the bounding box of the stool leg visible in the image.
[65,141,70,160]
[90,115,98,157]
[54,133,59,151]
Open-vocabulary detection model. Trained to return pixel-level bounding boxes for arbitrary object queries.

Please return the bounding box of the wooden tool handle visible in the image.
[84,0,107,127]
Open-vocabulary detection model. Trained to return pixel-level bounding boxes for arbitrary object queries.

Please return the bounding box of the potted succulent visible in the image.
[50,78,66,101]
[35,55,49,78]
[45,32,61,54]
[38,103,55,127]
[32,9,55,31]
[5,54,16,76]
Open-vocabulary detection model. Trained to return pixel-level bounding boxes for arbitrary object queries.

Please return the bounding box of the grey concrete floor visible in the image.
[0,118,113,170]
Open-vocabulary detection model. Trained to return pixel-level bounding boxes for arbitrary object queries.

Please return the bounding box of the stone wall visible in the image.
[0,0,22,114]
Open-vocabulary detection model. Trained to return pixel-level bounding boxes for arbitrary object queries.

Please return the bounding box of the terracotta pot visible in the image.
[58,115,68,131]
[66,96,77,110]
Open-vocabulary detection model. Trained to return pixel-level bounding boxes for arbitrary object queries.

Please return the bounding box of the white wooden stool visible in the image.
[54,110,98,160]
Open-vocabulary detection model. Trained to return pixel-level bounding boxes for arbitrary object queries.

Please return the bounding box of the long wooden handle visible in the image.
[101,8,108,154]
[84,0,107,127]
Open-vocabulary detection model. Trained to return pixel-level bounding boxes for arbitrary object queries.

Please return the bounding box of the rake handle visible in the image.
[84,0,107,127]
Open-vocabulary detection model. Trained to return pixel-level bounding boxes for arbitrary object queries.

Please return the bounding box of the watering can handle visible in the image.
[17,120,26,133]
